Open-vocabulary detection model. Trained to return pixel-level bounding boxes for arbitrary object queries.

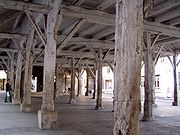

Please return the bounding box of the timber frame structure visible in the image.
[0,0,180,134]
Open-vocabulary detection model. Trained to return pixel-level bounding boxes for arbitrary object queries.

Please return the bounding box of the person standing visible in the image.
[4,79,12,103]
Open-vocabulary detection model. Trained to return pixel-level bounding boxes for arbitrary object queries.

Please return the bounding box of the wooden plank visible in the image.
[25,10,47,47]
[57,19,86,53]
[97,0,115,10]
[147,0,180,18]
[0,0,49,13]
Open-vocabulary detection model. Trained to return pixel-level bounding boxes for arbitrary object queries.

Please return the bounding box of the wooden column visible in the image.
[13,41,24,105]
[69,57,76,103]
[143,32,154,121]
[85,70,89,96]
[77,66,83,96]
[9,52,15,89]
[92,66,96,99]
[95,49,103,110]
[2,79,5,90]
[113,0,143,134]
[172,54,178,106]
[38,0,61,129]
[20,29,35,112]
[56,68,65,98]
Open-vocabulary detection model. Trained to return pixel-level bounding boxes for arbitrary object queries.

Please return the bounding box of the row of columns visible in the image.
[3,0,179,134]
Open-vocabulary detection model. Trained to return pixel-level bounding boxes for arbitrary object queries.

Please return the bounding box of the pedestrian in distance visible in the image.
[4,79,12,103]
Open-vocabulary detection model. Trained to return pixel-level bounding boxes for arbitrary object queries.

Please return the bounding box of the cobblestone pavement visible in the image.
[0,91,180,135]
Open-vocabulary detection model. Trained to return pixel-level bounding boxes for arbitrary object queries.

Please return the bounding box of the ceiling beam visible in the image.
[0,1,180,38]
[144,20,180,38]
[78,24,104,37]
[0,11,23,26]
[0,0,49,13]
[97,0,115,10]
[57,18,86,53]
[155,8,180,22]
[147,0,180,18]
[73,0,86,6]
[93,27,114,39]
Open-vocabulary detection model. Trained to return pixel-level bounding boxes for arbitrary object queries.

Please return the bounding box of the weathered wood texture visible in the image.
[22,28,35,106]
[56,68,65,97]
[85,70,89,96]
[42,0,61,111]
[172,54,178,106]
[95,49,103,110]
[13,40,24,104]
[69,57,76,103]
[113,0,143,135]
[143,32,154,121]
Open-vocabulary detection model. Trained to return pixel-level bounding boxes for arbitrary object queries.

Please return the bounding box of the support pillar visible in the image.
[38,0,61,129]
[20,29,35,112]
[69,57,76,103]
[172,54,178,106]
[142,32,154,121]
[8,52,15,89]
[77,66,83,96]
[95,49,103,110]
[2,79,5,90]
[113,0,143,134]
[56,68,65,98]
[13,41,24,105]
[92,66,96,99]
[85,70,89,96]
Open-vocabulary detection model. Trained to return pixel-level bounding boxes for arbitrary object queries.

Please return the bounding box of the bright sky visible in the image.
[0,70,7,79]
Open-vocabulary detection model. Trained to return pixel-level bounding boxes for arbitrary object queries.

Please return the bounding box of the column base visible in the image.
[12,99,21,105]
[172,102,178,106]
[141,116,154,121]
[38,110,58,129]
[69,98,76,104]
[20,103,32,112]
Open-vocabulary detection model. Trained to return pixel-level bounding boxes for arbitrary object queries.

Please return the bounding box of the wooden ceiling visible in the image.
[0,0,180,70]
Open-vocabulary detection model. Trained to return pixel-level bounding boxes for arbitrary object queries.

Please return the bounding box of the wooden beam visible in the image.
[93,27,114,39]
[73,0,86,6]
[2,59,8,69]
[97,0,115,10]
[155,8,180,22]
[102,49,110,60]
[0,1,179,38]
[62,20,81,35]
[164,16,180,26]
[12,38,26,60]
[144,20,180,38]
[57,18,86,53]
[107,61,113,72]
[153,44,164,65]
[147,0,180,18]
[0,33,26,39]
[0,11,23,26]
[78,24,104,37]
[151,34,160,49]
[0,0,49,14]
[25,10,47,47]
[86,64,96,78]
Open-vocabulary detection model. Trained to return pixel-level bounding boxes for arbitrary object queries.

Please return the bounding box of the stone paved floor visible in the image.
[0,91,180,135]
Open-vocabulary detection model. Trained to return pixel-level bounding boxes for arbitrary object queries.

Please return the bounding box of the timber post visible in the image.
[95,48,103,110]
[113,0,143,134]
[13,40,24,105]
[172,53,178,106]
[142,32,154,121]
[38,0,61,129]
[69,57,76,104]
[20,28,35,112]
